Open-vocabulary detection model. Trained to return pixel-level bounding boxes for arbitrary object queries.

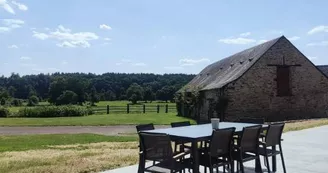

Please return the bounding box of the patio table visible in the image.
[143,122,270,173]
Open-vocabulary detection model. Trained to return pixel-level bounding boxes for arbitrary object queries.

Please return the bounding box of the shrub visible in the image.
[14,106,93,118]
[11,99,23,106]
[0,98,6,106]
[27,95,39,106]
[56,90,78,105]
[0,107,10,117]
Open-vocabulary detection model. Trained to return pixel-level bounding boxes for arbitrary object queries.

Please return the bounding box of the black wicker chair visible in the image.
[171,121,192,153]
[259,123,286,173]
[232,125,262,173]
[136,124,155,173]
[139,132,192,173]
[199,127,236,173]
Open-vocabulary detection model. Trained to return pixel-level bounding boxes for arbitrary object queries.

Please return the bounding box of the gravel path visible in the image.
[0,125,169,136]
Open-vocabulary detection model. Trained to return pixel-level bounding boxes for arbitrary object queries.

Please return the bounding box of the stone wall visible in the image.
[197,37,328,122]
[220,37,328,121]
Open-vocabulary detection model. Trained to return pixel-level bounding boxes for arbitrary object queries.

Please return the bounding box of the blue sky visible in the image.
[1,0,328,76]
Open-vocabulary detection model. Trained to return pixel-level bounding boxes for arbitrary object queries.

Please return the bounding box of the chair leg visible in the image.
[240,161,245,173]
[264,155,271,173]
[279,144,287,173]
[209,167,214,173]
[204,166,207,173]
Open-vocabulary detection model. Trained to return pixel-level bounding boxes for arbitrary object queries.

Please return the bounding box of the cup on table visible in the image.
[211,118,220,129]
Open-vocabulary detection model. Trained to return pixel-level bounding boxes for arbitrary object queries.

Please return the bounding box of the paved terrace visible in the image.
[103,125,328,173]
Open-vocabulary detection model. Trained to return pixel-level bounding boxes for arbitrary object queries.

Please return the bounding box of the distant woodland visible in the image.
[0,73,195,105]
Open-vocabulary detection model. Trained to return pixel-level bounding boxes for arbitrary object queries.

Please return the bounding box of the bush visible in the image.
[0,107,10,117]
[11,99,23,106]
[56,90,78,105]
[27,95,39,106]
[14,106,93,118]
[0,98,6,106]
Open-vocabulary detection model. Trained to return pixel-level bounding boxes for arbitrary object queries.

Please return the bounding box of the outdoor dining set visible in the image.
[136,118,287,173]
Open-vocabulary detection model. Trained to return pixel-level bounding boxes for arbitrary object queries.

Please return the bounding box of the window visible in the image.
[277,66,291,96]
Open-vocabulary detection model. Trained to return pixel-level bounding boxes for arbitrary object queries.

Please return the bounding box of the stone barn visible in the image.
[177,36,328,122]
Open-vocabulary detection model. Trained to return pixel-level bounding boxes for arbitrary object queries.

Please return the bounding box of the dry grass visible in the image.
[284,118,328,132]
[0,118,327,173]
[0,142,139,173]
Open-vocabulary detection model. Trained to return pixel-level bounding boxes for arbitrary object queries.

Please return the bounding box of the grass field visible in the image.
[0,118,327,173]
[0,113,194,126]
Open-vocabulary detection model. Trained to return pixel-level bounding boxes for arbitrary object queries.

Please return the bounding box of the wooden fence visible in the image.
[92,104,176,114]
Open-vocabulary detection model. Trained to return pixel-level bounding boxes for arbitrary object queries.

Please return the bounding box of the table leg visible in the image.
[272,146,277,172]
[192,141,199,173]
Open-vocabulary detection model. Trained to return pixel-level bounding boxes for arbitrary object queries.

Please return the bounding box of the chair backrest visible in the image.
[239,125,262,152]
[239,118,265,124]
[136,123,155,132]
[265,123,285,147]
[139,132,173,161]
[171,121,191,128]
[209,127,236,157]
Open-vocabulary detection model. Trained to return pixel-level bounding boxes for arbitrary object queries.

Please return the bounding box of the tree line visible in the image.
[0,72,195,105]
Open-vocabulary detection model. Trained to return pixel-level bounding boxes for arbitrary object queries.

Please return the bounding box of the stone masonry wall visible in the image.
[221,37,328,121]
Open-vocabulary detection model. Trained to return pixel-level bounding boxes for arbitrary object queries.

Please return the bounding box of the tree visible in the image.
[156,86,177,102]
[126,83,144,104]
[89,86,100,106]
[143,87,155,103]
[56,90,78,105]
[27,95,39,106]
[0,98,6,106]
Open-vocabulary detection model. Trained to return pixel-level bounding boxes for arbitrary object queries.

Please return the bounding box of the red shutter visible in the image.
[277,67,290,96]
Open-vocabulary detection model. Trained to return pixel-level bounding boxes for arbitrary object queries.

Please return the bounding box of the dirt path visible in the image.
[0,125,169,136]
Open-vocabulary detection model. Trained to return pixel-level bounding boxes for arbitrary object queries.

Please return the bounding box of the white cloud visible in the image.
[8,44,18,48]
[20,56,31,60]
[48,67,60,71]
[0,0,15,14]
[132,63,147,66]
[11,1,28,11]
[0,26,10,32]
[307,41,328,46]
[180,63,194,66]
[218,37,256,44]
[30,27,36,30]
[288,36,300,41]
[179,58,210,64]
[32,31,49,40]
[33,25,99,48]
[104,37,111,41]
[58,25,71,33]
[99,24,112,30]
[257,40,268,44]
[61,60,68,65]
[20,63,36,67]
[240,32,251,37]
[308,26,328,35]
[115,63,122,66]
[121,59,132,63]
[308,56,318,60]
[2,19,24,28]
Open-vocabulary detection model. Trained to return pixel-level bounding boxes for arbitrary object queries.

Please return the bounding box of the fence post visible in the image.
[143,105,146,113]
[165,104,168,113]
[157,105,160,113]
[127,104,130,114]
[107,105,110,114]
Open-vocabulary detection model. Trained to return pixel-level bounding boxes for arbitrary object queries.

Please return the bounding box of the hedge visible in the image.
[13,106,93,118]
[0,107,10,117]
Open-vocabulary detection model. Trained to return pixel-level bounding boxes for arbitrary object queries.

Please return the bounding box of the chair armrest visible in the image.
[173,151,190,160]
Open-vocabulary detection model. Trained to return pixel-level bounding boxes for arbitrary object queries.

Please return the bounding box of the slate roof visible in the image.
[182,36,284,91]
[316,65,328,77]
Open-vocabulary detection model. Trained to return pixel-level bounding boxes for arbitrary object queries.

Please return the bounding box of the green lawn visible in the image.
[0,134,137,152]
[0,113,194,126]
